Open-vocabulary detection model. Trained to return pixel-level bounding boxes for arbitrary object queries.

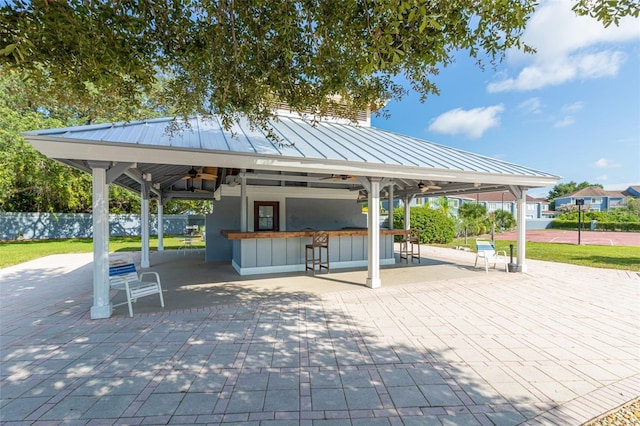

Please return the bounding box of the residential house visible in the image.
[554,186,640,212]
[412,191,551,219]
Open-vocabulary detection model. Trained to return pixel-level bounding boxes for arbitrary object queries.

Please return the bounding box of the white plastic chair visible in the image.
[474,240,508,273]
[109,255,164,316]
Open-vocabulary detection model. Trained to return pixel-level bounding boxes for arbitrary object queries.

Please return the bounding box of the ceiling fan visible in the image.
[186,178,211,193]
[173,166,217,181]
[320,174,358,182]
[406,181,442,193]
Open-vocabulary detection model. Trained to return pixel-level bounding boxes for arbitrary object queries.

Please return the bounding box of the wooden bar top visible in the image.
[221,228,410,240]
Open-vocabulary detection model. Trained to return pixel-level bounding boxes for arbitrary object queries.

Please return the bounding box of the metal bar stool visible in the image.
[305,231,330,275]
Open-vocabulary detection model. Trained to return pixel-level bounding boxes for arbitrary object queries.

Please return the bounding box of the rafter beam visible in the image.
[106,162,135,184]
[124,168,161,198]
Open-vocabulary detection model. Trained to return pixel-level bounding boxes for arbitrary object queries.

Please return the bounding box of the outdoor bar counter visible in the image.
[221,229,408,275]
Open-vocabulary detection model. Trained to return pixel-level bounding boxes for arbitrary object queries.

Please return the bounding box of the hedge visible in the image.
[550,220,640,231]
[594,222,640,231]
[393,207,456,244]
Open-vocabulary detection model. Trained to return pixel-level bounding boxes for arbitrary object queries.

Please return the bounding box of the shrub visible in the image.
[550,220,640,231]
[393,206,456,244]
[595,222,640,231]
[550,220,578,230]
[557,210,640,223]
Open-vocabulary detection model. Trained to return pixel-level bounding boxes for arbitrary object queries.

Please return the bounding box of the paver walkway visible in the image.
[1,247,638,425]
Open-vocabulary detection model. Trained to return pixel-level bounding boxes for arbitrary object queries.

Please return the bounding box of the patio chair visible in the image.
[305,231,330,275]
[177,235,201,255]
[109,255,164,317]
[474,240,508,273]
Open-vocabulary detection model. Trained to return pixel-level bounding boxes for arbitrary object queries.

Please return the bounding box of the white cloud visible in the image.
[487,1,640,93]
[518,97,543,114]
[488,51,627,92]
[596,174,609,181]
[428,105,504,139]
[550,101,585,128]
[592,158,622,169]
[576,51,627,79]
[562,101,584,113]
[553,116,575,128]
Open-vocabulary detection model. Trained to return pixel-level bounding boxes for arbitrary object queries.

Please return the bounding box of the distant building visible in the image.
[410,191,551,219]
[553,185,640,212]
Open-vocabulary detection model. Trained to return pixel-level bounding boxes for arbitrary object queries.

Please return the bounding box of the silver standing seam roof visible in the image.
[24,114,560,199]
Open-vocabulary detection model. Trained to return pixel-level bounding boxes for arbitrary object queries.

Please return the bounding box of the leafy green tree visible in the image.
[1,1,636,131]
[0,102,94,212]
[108,186,142,214]
[0,68,207,213]
[458,202,489,236]
[164,200,213,215]
[625,198,640,217]
[572,0,639,27]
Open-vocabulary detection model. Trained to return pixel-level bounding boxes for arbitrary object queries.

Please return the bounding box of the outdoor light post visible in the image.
[576,199,584,245]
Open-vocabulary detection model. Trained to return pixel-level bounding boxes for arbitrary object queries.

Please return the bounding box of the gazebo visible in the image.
[23,110,560,319]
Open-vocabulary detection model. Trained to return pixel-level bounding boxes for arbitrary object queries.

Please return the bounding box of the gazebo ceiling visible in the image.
[23,114,560,200]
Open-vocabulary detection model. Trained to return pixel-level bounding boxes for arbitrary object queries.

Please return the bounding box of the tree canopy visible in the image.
[1,0,637,129]
[0,68,211,213]
[547,181,603,201]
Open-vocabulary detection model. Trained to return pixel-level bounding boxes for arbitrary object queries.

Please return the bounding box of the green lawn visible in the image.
[1,236,638,272]
[0,236,204,269]
[438,238,640,272]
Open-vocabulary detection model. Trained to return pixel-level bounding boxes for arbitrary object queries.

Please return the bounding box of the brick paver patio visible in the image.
[1,247,638,425]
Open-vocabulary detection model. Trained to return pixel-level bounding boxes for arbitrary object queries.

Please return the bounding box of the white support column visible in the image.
[404,196,411,230]
[240,172,247,232]
[510,185,528,273]
[89,162,111,319]
[366,178,381,289]
[157,199,164,251]
[388,182,394,229]
[141,182,150,268]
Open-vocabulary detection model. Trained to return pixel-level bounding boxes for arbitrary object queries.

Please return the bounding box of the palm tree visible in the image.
[458,202,488,236]
[492,209,516,232]
[435,196,453,217]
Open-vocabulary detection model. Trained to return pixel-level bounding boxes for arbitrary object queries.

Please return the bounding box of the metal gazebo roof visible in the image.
[23,114,560,199]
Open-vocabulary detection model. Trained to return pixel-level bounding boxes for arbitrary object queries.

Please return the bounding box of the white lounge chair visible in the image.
[474,240,508,273]
[109,255,164,316]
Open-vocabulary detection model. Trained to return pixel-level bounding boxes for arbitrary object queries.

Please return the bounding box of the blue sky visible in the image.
[371,1,640,199]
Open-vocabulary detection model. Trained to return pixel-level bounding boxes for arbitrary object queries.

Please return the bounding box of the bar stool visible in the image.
[409,228,421,263]
[399,229,411,263]
[305,231,330,275]
[399,228,421,263]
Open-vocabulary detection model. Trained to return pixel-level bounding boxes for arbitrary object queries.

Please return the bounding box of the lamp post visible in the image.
[576,199,584,245]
